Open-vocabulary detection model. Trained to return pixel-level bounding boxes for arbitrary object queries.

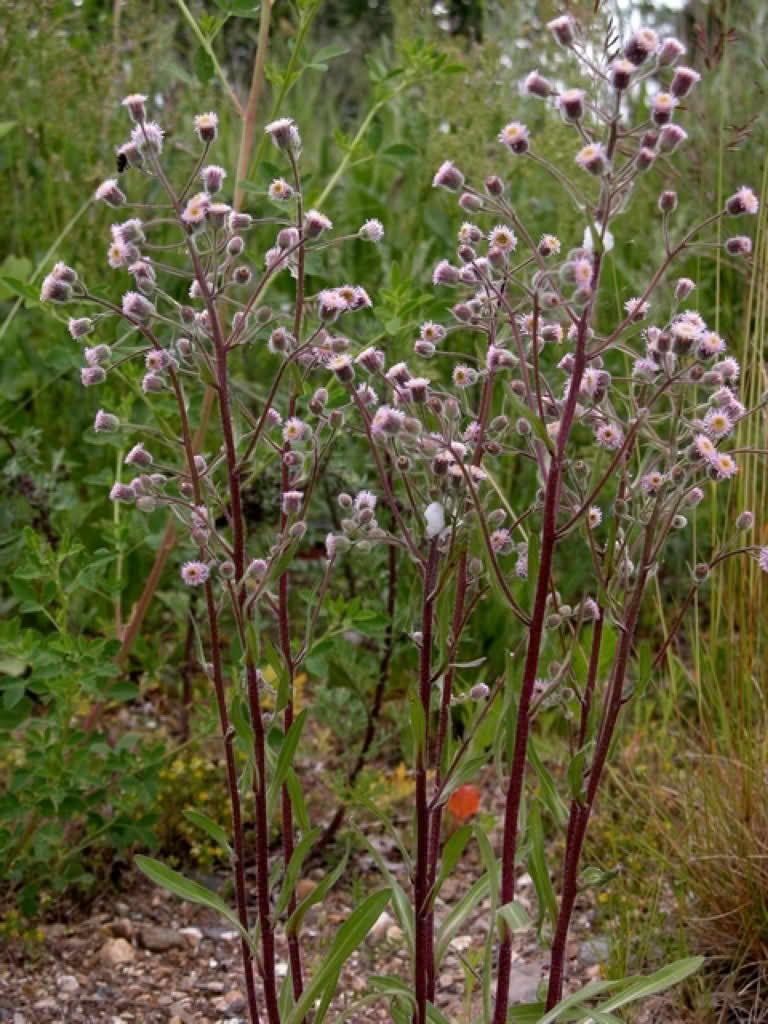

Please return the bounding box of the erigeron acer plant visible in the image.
[41,12,768,1024]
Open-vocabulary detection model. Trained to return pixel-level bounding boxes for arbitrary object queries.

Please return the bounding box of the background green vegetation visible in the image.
[1,0,766,1015]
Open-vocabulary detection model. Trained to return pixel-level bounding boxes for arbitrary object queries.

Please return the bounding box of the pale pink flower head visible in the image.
[594,422,624,450]
[95,179,126,207]
[547,15,575,47]
[359,218,384,242]
[110,482,135,503]
[650,92,678,126]
[659,124,687,153]
[610,58,634,91]
[624,27,658,66]
[498,121,530,154]
[658,37,686,66]
[41,274,72,303]
[524,70,553,98]
[81,366,106,387]
[675,277,696,300]
[201,164,226,194]
[693,433,717,462]
[670,66,701,99]
[538,234,561,257]
[125,443,152,468]
[575,142,608,176]
[122,291,155,321]
[559,88,585,122]
[712,452,738,480]
[181,561,210,586]
[371,405,405,438]
[194,112,219,143]
[757,547,768,573]
[726,187,759,216]
[131,120,163,153]
[488,225,517,252]
[697,330,726,359]
[283,417,311,444]
[94,410,119,433]
[725,235,752,255]
[704,407,733,439]
[624,297,649,321]
[121,94,147,122]
[587,506,602,529]
[304,209,333,238]
[433,260,461,286]
[420,321,446,344]
[68,317,93,339]
[432,160,464,191]
[264,117,301,155]
[452,365,478,389]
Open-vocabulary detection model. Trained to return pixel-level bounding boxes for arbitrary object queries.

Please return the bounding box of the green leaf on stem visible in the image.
[496,900,530,938]
[527,799,558,934]
[134,856,254,950]
[284,888,391,1024]
[528,738,568,826]
[266,708,308,820]
[435,874,489,965]
[285,840,350,938]
[183,810,232,857]
[425,824,472,910]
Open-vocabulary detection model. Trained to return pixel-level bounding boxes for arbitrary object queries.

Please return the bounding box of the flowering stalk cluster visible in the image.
[41,14,768,1024]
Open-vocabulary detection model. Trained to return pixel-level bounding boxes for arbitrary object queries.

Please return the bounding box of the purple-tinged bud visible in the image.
[95,179,126,207]
[266,408,282,428]
[282,490,304,516]
[452,302,472,322]
[94,409,119,432]
[150,473,167,489]
[487,246,505,268]
[359,218,384,242]
[207,202,231,229]
[304,209,332,238]
[624,27,658,66]
[67,317,94,339]
[686,487,705,507]
[247,558,268,579]
[498,121,530,153]
[459,192,482,212]
[433,260,461,286]
[176,337,193,358]
[337,492,353,509]
[121,93,147,122]
[194,111,218,143]
[651,92,678,126]
[277,227,300,250]
[610,58,634,90]
[658,37,686,66]
[229,211,252,233]
[309,387,328,414]
[113,218,145,245]
[264,117,301,155]
[371,405,405,438]
[414,339,436,359]
[268,178,294,201]
[216,560,234,580]
[136,496,157,512]
[110,482,135,503]
[659,190,678,213]
[85,344,111,366]
[317,289,347,322]
[559,88,585,121]
[81,366,105,387]
[289,520,307,540]
[227,236,245,258]
[671,66,701,99]
[575,143,608,176]
[233,266,252,286]
[193,454,207,474]
[329,354,355,383]
[41,274,72,303]
[547,15,575,47]
[736,510,754,531]
[405,377,429,403]
[725,235,752,255]
[386,361,411,387]
[117,140,143,169]
[524,69,553,98]
[125,443,152,468]
[485,175,504,197]
[659,123,687,153]
[458,244,476,265]
[470,683,490,700]
[268,327,292,355]
[726,187,759,216]
[693,563,710,582]
[142,372,165,393]
[432,160,465,191]
[675,277,696,300]
[122,291,155,321]
[201,164,226,194]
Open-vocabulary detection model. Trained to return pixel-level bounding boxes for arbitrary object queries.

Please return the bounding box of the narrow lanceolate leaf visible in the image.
[134,856,254,951]
[496,900,531,937]
[267,708,308,820]
[182,809,232,857]
[284,888,391,1024]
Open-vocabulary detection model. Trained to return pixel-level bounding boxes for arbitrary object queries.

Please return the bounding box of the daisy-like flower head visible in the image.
[650,92,678,125]
[131,120,163,153]
[697,330,726,359]
[359,218,384,242]
[317,289,348,322]
[575,142,608,176]
[624,297,649,321]
[283,417,309,443]
[268,178,294,201]
[712,452,739,479]
[491,529,514,555]
[145,348,171,372]
[181,561,210,586]
[420,321,446,345]
[757,547,768,573]
[704,407,733,439]
[713,357,740,383]
[107,238,134,269]
[538,234,561,257]
[640,470,665,494]
[181,192,211,228]
[693,433,717,461]
[452,364,478,389]
[572,257,593,290]
[498,121,530,154]
[488,225,517,252]
[595,423,624,450]
[726,186,759,216]
[264,117,301,155]
[587,506,602,529]
[194,112,218,143]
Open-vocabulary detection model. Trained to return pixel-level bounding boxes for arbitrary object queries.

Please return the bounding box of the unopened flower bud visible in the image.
[670,66,701,98]
[233,266,252,285]
[414,339,436,358]
[329,409,344,428]
[548,15,575,47]
[227,235,244,256]
[659,190,678,213]
[289,520,307,540]
[725,236,752,255]
[459,192,482,212]
[559,88,584,121]
[611,58,634,90]
[694,562,710,582]
[470,683,490,700]
[94,409,120,432]
[636,147,656,172]
[142,372,165,393]
[110,482,135,503]
[658,37,686,65]
[659,123,687,153]
[675,277,696,300]
[219,560,236,580]
[81,366,106,387]
[624,27,658,66]
[485,175,504,196]
[432,160,464,192]
[136,496,157,512]
[735,511,754,531]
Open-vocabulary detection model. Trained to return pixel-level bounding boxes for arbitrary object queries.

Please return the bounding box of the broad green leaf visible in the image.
[284,888,391,1024]
[134,856,254,950]
[183,809,232,856]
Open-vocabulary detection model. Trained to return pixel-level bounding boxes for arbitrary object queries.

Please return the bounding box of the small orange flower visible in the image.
[447,784,481,823]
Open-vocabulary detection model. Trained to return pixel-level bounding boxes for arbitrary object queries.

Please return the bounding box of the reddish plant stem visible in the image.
[492,298,595,1024]
[204,582,260,1024]
[414,540,440,1024]
[546,526,655,1008]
